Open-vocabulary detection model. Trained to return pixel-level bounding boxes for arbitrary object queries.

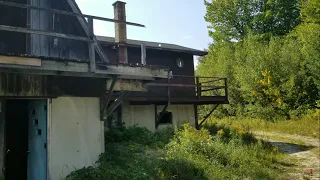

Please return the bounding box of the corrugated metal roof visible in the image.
[96,36,208,56]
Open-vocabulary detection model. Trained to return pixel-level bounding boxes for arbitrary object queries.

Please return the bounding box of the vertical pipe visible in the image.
[88,17,95,72]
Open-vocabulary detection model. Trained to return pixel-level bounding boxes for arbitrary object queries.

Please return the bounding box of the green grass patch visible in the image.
[255,134,308,146]
[206,110,320,139]
[66,124,289,180]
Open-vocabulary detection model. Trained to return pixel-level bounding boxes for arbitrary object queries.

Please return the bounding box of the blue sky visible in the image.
[75,0,212,66]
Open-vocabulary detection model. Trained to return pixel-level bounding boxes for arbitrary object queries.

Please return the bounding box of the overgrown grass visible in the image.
[66,124,288,180]
[207,109,320,138]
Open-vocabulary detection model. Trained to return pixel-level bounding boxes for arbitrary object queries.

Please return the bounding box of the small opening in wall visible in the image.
[158,111,173,124]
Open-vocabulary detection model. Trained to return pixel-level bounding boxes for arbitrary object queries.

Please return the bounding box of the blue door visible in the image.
[28,100,47,180]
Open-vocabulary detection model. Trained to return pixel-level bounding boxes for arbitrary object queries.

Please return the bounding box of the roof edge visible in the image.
[96,36,208,56]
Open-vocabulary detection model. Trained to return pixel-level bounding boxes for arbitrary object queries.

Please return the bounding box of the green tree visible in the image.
[204,0,300,42]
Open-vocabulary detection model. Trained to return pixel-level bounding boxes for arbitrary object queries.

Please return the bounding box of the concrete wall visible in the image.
[122,102,195,132]
[48,97,104,180]
[0,100,5,176]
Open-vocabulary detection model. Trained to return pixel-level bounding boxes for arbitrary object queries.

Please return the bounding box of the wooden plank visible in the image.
[0,56,41,66]
[0,58,169,80]
[0,25,90,42]
[0,1,145,27]
[88,18,96,72]
[65,0,109,63]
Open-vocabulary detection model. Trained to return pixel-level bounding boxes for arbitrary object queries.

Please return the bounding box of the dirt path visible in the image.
[253,131,320,180]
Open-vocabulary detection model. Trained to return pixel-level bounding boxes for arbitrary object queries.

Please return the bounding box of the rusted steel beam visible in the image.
[199,104,219,127]
[0,25,90,42]
[0,1,145,27]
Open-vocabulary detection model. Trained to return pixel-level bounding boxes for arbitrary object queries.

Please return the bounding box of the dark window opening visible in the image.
[158,111,173,124]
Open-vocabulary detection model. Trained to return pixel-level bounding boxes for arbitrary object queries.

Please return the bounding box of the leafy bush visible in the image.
[105,126,173,148]
[166,124,281,180]
[207,110,320,138]
[66,125,285,180]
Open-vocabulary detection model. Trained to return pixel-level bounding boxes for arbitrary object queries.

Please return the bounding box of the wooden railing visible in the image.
[146,75,228,99]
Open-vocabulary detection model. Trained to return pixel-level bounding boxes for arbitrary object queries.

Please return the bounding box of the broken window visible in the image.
[158,111,173,124]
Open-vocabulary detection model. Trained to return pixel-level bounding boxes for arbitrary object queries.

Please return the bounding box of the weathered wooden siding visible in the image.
[29,0,89,60]
[102,45,196,97]
[0,0,27,54]
[0,73,106,97]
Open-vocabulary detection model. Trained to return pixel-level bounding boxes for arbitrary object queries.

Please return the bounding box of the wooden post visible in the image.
[196,77,201,99]
[194,104,199,130]
[224,78,228,98]
[141,44,146,65]
[88,18,96,73]
[0,100,5,176]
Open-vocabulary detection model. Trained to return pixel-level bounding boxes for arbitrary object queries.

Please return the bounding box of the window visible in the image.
[176,58,185,68]
[158,111,173,124]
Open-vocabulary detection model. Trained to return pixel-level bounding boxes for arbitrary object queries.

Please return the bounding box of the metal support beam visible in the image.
[156,104,169,129]
[199,104,220,127]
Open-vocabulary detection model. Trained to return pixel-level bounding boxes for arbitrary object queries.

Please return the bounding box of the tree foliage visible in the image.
[204,0,300,42]
[199,0,320,119]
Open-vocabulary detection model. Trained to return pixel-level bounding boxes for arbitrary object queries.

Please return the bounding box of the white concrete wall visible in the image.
[122,102,195,132]
[122,101,156,132]
[48,97,104,180]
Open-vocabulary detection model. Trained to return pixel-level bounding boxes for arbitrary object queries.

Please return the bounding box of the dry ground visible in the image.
[254,131,320,180]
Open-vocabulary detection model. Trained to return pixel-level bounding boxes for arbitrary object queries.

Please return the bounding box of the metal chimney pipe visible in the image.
[113,1,128,64]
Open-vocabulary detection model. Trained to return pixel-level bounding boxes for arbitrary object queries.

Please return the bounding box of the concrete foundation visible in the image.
[122,102,195,132]
[48,97,104,180]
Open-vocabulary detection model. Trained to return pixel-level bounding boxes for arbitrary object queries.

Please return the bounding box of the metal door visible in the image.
[28,100,47,180]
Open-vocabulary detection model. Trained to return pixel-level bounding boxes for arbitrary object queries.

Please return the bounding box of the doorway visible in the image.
[4,99,47,180]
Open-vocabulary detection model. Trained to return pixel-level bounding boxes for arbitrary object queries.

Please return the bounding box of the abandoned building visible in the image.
[0,0,228,179]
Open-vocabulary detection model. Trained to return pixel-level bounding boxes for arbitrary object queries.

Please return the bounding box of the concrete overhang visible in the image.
[0,55,169,81]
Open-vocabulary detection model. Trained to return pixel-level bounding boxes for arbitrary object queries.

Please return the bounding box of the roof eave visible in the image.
[99,41,208,56]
